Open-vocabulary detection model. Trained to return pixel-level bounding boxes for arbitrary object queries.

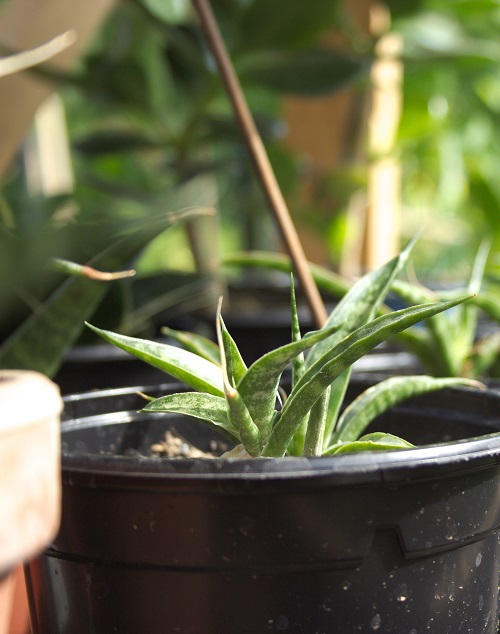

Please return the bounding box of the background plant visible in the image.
[3,0,498,380]
[0,203,208,377]
[389,0,500,278]
[0,0,378,370]
[224,241,500,379]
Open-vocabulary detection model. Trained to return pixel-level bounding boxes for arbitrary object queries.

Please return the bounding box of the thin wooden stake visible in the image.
[192,0,327,328]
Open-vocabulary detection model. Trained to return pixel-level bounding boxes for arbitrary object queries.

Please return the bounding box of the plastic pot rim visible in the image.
[60,383,500,485]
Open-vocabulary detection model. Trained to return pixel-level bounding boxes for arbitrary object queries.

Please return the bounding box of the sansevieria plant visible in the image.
[87,238,481,458]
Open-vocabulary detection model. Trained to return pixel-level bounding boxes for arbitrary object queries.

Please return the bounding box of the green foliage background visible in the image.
[2,0,500,346]
[392,0,500,278]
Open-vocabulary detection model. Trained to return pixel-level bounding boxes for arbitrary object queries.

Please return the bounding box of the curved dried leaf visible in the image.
[0,31,76,77]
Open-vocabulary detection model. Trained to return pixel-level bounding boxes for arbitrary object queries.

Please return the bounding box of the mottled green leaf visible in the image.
[290,276,305,387]
[237,322,341,440]
[327,433,415,455]
[219,316,248,386]
[224,386,263,457]
[307,236,420,448]
[162,326,221,365]
[216,301,262,457]
[86,323,224,396]
[287,278,308,456]
[331,376,482,445]
[307,234,419,368]
[263,295,472,456]
[143,391,239,441]
[303,388,330,456]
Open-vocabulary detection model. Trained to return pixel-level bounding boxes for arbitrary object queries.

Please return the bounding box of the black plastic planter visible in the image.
[26,382,500,633]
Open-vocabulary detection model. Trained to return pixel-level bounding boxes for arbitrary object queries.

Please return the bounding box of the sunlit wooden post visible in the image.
[283,1,403,275]
[362,4,403,271]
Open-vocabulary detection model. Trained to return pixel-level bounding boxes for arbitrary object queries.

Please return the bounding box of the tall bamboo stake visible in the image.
[192,0,327,328]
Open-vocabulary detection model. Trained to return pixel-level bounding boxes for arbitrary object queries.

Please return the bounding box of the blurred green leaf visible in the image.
[0,208,206,376]
[139,0,191,24]
[385,0,424,18]
[74,132,162,155]
[263,294,472,456]
[239,49,367,96]
[236,0,342,51]
[0,279,108,377]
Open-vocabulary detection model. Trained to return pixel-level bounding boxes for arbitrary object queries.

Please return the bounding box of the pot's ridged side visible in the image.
[26,382,500,633]
[29,530,500,633]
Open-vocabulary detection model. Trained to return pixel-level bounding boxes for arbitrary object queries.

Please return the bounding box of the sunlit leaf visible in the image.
[86,323,224,396]
[140,0,190,23]
[327,432,414,455]
[162,326,221,365]
[143,391,239,442]
[263,295,472,456]
[237,322,341,439]
[219,315,248,386]
[330,375,483,445]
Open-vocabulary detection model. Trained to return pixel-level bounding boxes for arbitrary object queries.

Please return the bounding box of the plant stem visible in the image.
[191,0,327,329]
[303,388,329,456]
